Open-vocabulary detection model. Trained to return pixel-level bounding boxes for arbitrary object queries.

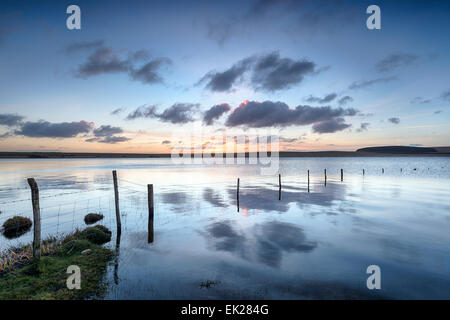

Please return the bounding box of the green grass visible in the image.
[0,226,114,300]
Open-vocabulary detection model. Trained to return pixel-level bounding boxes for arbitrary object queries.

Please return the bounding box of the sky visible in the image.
[0,0,449,153]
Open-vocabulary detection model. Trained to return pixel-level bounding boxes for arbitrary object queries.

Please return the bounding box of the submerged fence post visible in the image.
[147,184,154,243]
[382,168,384,174]
[324,169,327,186]
[27,178,41,259]
[363,169,365,176]
[341,169,343,182]
[112,170,122,233]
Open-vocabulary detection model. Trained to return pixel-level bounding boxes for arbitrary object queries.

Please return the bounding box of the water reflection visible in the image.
[201,220,317,268]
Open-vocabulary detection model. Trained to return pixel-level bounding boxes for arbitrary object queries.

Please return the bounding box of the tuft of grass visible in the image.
[84,213,104,225]
[0,225,114,300]
[76,225,111,245]
[2,216,32,239]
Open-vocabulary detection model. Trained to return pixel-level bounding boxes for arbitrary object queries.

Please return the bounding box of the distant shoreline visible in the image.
[0,151,449,159]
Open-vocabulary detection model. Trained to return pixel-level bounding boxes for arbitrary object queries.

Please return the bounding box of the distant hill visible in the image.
[356,146,438,154]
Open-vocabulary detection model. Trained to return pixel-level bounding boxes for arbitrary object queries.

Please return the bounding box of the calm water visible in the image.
[0,157,449,299]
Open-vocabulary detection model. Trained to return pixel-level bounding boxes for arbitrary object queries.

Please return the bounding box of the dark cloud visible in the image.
[376,53,418,72]
[251,52,316,91]
[65,40,104,53]
[199,52,317,92]
[111,107,126,115]
[434,110,442,114]
[126,105,158,120]
[441,89,450,101]
[161,140,171,145]
[388,117,400,124]
[225,100,357,128]
[338,96,353,106]
[349,76,397,90]
[15,120,93,138]
[75,45,170,85]
[356,122,370,132]
[126,103,199,124]
[158,103,199,124]
[0,113,24,127]
[279,136,299,143]
[198,57,253,92]
[93,125,123,137]
[410,96,431,104]
[0,132,12,139]
[305,93,337,104]
[312,117,351,133]
[76,47,130,77]
[129,58,172,84]
[86,125,129,144]
[203,103,231,125]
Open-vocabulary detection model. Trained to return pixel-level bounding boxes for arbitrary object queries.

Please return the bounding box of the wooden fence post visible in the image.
[148,184,154,243]
[278,173,281,201]
[27,178,41,259]
[307,170,310,193]
[341,169,343,182]
[324,169,327,186]
[237,178,240,212]
[112,170,121,233]
[363,169,365,176]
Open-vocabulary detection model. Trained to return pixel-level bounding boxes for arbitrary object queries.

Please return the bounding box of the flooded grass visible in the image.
[0,226,114,300]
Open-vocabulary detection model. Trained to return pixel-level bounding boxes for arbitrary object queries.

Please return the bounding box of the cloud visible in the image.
[338,96,353,106]
[250,52,316,91]
[93,125,123,137]
[76,47,130,77]
[434,110,442,114]
[126,103,199,124]
[388,117,400,124]
[111,107,126,115]
[126,105,158,120]
[198,52,318,92]
[85,124,130,144]
[74,45,170,85]
[305,93,337,104]
[65,40,104,53]
[356,122,370,132]
[312,117,351,134]
[162,140,171,145]
[0,113,24,127]
[349,76,397,90]
[203,103,231,125]
[441,89,450,101]
[375,53,418,72]
[96,136,130,144]
[410,96,431,104]
[198,57,254,92]
[129,58,172,84]
[225,100,357,128]
[15,120,93,138]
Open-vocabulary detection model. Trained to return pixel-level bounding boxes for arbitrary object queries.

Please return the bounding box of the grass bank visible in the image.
[0,225,114,300]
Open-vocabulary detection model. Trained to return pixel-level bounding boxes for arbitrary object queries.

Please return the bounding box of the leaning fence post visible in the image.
[27,178,41,259]
[147,184,154,243]
[112,170,122,233]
